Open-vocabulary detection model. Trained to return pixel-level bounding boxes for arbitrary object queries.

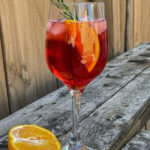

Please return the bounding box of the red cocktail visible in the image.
[45,19,108,91]
[46,2,108,149]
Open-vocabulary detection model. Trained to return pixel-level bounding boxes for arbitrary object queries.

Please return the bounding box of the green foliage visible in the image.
[50,0,78,20]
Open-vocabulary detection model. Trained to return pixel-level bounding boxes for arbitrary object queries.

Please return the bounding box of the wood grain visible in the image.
[112,0,126,56]
[0,0,58,113]
[0,2,9,119]
[129,0,150,49]
[122,130,150,150]
[0,43,150,150]
[0,34,9,119]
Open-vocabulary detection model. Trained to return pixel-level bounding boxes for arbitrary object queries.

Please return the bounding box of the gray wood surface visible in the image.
[0,43,150,150]
[122,130,150,150]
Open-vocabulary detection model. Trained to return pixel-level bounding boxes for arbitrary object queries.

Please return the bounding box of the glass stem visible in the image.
[69,90,82,149]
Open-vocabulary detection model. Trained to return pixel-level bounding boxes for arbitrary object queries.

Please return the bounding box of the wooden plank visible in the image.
[0,0,58,113]
[140,0,150,44]
[0,43,149,149]
[124,0,130,51]
[113,0,126,55]
[122,130,150,150]
[112,0,122,55]
[0,40,9,119]
[129,0,150,49]
[0,7,9,119]
[120,0,126,52]
[93,0,126,58]
[128,0,134,49]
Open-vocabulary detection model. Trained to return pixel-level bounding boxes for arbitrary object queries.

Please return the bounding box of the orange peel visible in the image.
[65,20,100,72]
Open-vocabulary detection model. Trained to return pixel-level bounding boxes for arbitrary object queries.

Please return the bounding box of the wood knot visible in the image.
[19,65,31,86]
[106,74,122,79]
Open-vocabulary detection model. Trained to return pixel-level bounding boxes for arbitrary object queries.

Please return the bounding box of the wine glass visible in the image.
[45,2,108,150]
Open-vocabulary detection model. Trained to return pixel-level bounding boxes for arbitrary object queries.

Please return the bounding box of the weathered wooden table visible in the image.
[0,43,150,150]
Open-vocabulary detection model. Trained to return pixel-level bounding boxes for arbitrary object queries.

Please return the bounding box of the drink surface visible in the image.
[45,19,108,91]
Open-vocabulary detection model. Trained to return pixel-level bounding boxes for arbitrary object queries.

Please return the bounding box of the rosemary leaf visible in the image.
[63,11,74,20]
[50,0,78,20]
[59,12,71,20]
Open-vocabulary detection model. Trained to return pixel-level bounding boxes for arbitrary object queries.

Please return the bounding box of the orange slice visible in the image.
[8,125,61,150]
[65,20,100,72]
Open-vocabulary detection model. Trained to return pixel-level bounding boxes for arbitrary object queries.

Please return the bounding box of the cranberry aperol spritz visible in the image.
[45,2,108,150]
[46,19,108,91]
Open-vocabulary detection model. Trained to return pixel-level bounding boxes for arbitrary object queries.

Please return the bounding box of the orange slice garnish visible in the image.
[65,20,100,72]
[8,125,61,150]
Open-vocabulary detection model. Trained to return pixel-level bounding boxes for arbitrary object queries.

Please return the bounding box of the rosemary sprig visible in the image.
[50,0,78,20]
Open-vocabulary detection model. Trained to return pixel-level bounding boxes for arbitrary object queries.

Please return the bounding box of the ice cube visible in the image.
[94,20,107,34]
[46,21,68,42]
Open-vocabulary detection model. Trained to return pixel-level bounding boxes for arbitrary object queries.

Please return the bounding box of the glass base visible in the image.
[62,143,94,150]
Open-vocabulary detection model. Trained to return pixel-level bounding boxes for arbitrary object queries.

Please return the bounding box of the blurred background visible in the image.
[0,0,150,119]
